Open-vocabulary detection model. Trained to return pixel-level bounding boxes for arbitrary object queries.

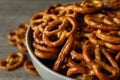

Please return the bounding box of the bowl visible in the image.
[26,26,76,80]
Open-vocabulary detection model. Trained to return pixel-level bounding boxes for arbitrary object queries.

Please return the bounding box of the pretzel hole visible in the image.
[34,15,43,20]
[64,21,72,32]
[48,34,59,42]
[49,23,62,31]
[2,61,8,66]
[49,18,54,22]
[100,68,112,76]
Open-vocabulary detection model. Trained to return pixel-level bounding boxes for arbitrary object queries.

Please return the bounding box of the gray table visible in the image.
[0,0,81,80]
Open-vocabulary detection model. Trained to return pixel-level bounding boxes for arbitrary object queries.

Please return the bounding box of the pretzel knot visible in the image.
[43,16,77,47]
[71,0,103,14]
[30,12,57,31]
[0,52,24,71]
[24,59,39,76]
[83,44,119,80]
[84,12,120,31]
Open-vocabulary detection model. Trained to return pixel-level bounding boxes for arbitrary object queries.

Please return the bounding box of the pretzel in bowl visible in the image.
[53,35,74,71]
[0,52,24,71]
[84,12,120,31]
[33,28,59,59]
[24,59,39,76]
[30,12,57,31]
[88,30,120,51]
[43,16,77,47]
[70,0,103,14]
[83,44,119,80]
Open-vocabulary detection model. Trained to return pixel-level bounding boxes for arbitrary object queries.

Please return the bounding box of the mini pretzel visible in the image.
[83,44,119,80]
[32,41,59,53]
[30,12,57,30]
[43,16,77,47]
[66,66,87,77]
[70,40,83,60]
[0,52,24,71]
[84,13,120,31]
[51,5,78,18]
[53,35,74,71]
[34,48,58,59]
[7,30,18,46]
[71,0,103,14]
[24,59,39,76]
[96,30,120,43]
[89,31,120,51]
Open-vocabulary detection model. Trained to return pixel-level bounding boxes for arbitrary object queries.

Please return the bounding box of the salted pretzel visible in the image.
[50,5,78,18]
[43,16,77,47]
[88,31,120,51]
[32,41,59,53]
[102,0,120,9]
[30,12,57,31]
[83,44,119,80]
[0,52,24,71]
[66,66,87,77]
[24,59,39,76]
[53,35,74,71]
[84,13,120,31]
[7,30,18,46]
[96,30,120,43]
[69,0,103,14]
[34,48,58,60]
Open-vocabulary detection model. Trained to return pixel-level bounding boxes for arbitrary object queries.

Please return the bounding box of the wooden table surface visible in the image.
[0,0,81,80]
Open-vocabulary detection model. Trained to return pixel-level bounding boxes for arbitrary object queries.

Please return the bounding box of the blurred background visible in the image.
[0,0,81,80]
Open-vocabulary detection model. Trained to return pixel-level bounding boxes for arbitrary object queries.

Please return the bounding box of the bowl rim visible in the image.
[26,26,76,80]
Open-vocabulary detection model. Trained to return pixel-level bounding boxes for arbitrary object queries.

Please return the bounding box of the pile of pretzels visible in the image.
[0,23,39,76]
[30,0,120,80]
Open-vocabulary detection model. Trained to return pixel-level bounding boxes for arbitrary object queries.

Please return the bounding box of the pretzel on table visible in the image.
[0,52,24,71]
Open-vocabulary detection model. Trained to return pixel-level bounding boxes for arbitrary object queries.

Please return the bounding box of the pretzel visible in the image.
[30,12,57,30]
[0,52,24,71]
[102,0,120,9]
[24,59,39,76]
[66,66,87,77]
[34,48,58,60]
[43,16,77,47]
[32,41,59,53]
[53,35,74,71]
[70,0,103,14]
[96,29,120,43]
[83,44,119,80]
[7,30,18,46]
[84,13,120,31]
[89,31,120,51]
